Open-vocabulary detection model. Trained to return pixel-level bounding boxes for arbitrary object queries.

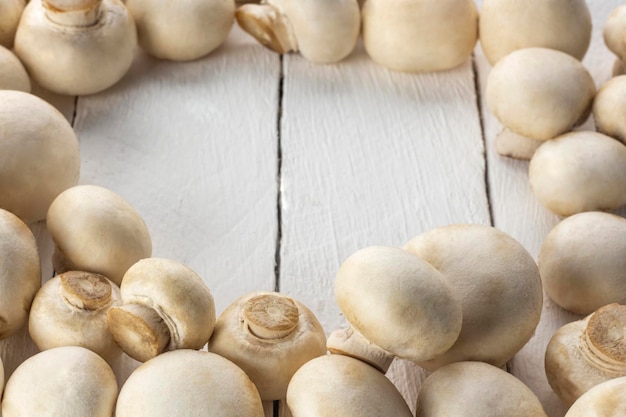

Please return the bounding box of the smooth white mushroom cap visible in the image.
[0,0,25,48]
[593,76,626,144]
[0,45,30,92]
[335,246,463,363]
[405,224,543,370]
[362,0,478,72]
[486,48,595,141]
[479,0,591,66]
[416,361,547,417]
[604,5,626,65]
[126,0,234,61]
[116,350,265,417]
[529,132,626,217]
[0,90,79,223]
[1,346,117,417]
[539,212,626,314]
[286,354,413,417]
[565,376,626,417]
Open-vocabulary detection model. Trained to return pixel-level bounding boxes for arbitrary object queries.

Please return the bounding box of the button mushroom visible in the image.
[564,376,626,417]
[546,303,626,407]
[604,5,626,76]
[479,0,591,66]
[208,291,326,401]
[0,0,25,48]
[107,257,216,362]
[1,346,118,417]
[0,45,29,92]
[539,212,626,314]
[0,90,80,223]
[115,350,265,417]
[415,361,547,417]
[46,184,152,286]
[486,47,595,159]
[14,0,137,95]
[236,0,360,64]
[329,246,462,372]
[361,0,478,72]
[126,0,235,61]
[529,132,626,217]
[405,224,543,370]
[29,271,123,363]
[286,354,413,417]
[593,76,626,144]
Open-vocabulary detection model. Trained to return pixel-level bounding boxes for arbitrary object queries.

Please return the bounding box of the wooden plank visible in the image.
[278,41,489,414]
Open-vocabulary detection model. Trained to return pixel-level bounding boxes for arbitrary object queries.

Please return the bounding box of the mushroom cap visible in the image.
[46,184,152,286]
[0,0,25,48]
[604,5,626,62]
[116,350,264,417]
[126,0,234,61]
[415,361,547,417]
[362,0,478,72]
[14,0,137,95]
[0,45,30,92]
[486,47,595,141]
[539,212,626,314]
[0,208,40,339]
[286,354,413,417]
[529,132,626,217]
[564,376,626,417]
[1,346,117,417]
[209,291,327,400]
[335,246,463,363]
[29,271,123,363]
[0,90,79,223]
[479,0,591,66]
[405,224,543,370]
[593,76,626,144]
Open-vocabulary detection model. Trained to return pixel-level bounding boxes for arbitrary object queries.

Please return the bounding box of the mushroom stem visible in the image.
[235,3,297,54]
[495,128,544,160]
[241,293,299,340]
[580,304,626,373]
[327,327,394,373]
[60,271,113,311]
[42,0,102,27]
[107,303,170,362]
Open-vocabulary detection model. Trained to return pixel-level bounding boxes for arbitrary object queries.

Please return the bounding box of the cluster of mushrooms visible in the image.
[3,0,626,416]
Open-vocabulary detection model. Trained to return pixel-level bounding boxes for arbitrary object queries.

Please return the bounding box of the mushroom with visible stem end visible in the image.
[208,291,326,401]
[0,0,25,48]
[604,5,626,77]
[405,224,543,371]
[286,354,413,417]
[14,0,136,95]
[415,361,548,417]
[329,246,463,372]
[0,91,80,223]
[29,271,123,364]
[116,350,265,417]
[46,185,152,286]
[529,133,626,218]
[361,0,478,73]
[236,0,360,64]
[593,76,626,145]
[539,212,626,314]
[495,128,545,160]
[1,346,118,417]
[125,0,235,61]
[0,45,29,92]
[546,303,626,407]
[479,0,591,66]
[486,47,595,159]
[107,258,216,363]
[564,376,626,417]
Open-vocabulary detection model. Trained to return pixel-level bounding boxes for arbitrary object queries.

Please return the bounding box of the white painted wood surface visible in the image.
[1,1,623,416]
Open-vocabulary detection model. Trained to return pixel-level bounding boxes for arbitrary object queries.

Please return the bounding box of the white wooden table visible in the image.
[3,1,623,416]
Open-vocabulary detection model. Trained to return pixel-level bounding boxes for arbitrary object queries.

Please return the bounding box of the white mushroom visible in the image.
[361,0,478,72]
[286,354,413,417]
[46,184,152,286]
[529,132,626,217]
[405,224,543,371]
[236,0,360,64]
[0,0,25,48]
[116,350,265,417]
[0,90,79,223]
[0,208,40,339]
[126,0,235,61]
[0,45,29,92]
[539,212,626,314]
[604,5,626,76]
[107,258,216,362]
[593,76,626,144]
[546,303,626,407]
[416,361,547,417]
[14,0,137,95]
[208,291,326,401]
[1,346,118,417]
[29,271,123,363]
[564,376,626,417]
[479,0,591,66]
[486,48,595,159]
